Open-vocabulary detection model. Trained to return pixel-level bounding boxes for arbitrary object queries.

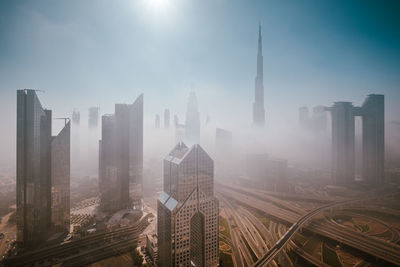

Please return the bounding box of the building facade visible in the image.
[328,94,385,186]
[361,95,385,185]
[51,121,71,233]
[157,143,219,267]
[329,102,356,185]
[17,89,70,247]
[99,94,143,212]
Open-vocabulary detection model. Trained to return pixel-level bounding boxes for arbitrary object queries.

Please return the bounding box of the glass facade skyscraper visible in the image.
[99,94,143,212]
[17,89,70,247]
[157,143,219,267]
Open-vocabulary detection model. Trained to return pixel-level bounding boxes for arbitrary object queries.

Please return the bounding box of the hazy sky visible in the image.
[0,0,400,171]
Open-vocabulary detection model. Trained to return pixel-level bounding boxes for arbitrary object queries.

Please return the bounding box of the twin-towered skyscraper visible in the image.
[328,94,385,186]
[16,89,70,248]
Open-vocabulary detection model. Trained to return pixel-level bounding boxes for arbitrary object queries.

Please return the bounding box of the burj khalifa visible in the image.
[253,24,265,126]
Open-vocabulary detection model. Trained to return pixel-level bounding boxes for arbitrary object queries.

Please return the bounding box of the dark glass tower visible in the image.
[253,24,265,126]
[50,121,71,233]
[99,94,143,212]
[361,94,385,185]
[17,89,70,247]
[17,89,52,247]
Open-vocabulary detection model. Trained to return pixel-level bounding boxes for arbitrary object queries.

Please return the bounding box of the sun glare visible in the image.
[146,0,170,11]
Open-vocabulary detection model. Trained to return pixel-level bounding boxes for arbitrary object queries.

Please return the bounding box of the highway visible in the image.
[2,214,150,267]
[218,185,400,266]
[220,195,295,267]
[243,191,395,266]
[252,197,368,266]
[219,194,255,266]
[327,211,400,243]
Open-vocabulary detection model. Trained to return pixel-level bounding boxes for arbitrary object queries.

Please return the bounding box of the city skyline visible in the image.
[1,1,400,266]
[1,1,400,170]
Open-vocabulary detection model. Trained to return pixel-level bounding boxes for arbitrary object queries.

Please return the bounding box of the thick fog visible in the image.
[1,85,400,185]
[1,0,400,181]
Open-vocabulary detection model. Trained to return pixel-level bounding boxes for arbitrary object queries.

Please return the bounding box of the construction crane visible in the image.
[55,117,70,125]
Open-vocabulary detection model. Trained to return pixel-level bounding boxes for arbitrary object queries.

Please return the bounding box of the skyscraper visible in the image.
[157,143,219,267]
[185,91,200,144]
[88,107,99,128]
[128,94,144,208]
[71,109,81,175]
[88,107,100,176]
[361,94,384,185]
[155,114,160,128]
[329,102,356,185]
[253,24,265,126]
[164,109,170,128]
[17,89,70,247]
[312,106,328,132]
[99,94,143,212]
[327,95,385,186]
[50,121,71,233]
[72,109,80,125]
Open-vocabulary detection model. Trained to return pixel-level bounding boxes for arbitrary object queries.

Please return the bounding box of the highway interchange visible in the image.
[217,183,400,267]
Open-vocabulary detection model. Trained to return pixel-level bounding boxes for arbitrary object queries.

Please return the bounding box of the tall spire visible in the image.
[253,23,265,126]
[258,23,262,56]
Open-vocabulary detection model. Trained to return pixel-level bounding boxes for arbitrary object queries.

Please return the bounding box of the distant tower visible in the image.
[155,114,160,128]
[72,109,80,125]
[157,143,219,267]
[71,109,81,174]
[88,107,99,128]
[185,91,200,144]
[312,106,328,132]
[164,109,170,128]
[253,24,265,126]
[174,115,185,144]
[299,106,309,129]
